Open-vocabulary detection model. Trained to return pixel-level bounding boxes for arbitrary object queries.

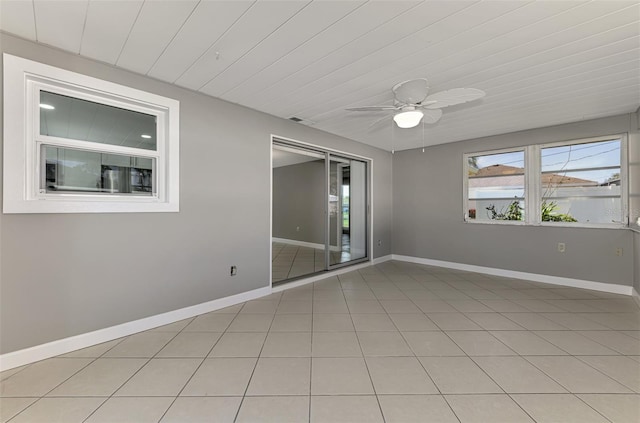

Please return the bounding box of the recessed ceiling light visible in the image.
[39,104,55,110]
[141,134,152,139]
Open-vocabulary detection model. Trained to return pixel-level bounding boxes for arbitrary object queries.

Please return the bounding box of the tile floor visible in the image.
[272,237,353,283]
[1,260,639,422]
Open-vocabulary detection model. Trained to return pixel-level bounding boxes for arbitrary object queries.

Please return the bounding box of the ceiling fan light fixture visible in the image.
[393,110,423,128]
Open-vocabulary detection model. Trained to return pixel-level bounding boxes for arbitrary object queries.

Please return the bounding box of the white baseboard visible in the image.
[633,288,640,308]
[372,254,392,265]
[392,254,633,296]
[0,286,271,372]
[273,237,341,251]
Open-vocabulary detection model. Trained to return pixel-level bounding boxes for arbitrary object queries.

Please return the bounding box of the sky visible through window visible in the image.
[473,139,620,184]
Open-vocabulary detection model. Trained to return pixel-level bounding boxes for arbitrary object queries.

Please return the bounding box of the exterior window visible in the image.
[466,149,525,222]
[3,53,179,213]
[540,138,623,225]
[464,135,627,227]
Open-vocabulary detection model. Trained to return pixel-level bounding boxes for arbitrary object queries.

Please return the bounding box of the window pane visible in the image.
[42,146,154,195]
[541,139,622,224]
[541,139,620,172]
[467,150,525,221]
[40,91,157,150]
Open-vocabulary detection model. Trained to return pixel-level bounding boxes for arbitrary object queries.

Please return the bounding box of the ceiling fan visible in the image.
[346,78,485,128]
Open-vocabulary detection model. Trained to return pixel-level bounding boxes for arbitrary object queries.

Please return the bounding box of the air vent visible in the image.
[288,116,315,125]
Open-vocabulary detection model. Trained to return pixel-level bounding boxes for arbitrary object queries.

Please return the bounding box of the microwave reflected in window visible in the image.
[43,146,154,195]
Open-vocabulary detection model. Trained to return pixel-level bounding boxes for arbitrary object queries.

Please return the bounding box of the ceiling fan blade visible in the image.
[421,109,442,124]
[423,88,485,109]
[346,106,398,112]
[392,78,429,104]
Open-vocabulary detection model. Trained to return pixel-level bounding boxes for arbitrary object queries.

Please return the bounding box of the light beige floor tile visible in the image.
[366,356,438,394]
[502,313,568,330]
[433,290,471,300]
[419,357,502,394]
[161,396,241,422]
[261,332,311,357]
[464,312,524,330]
[578,331,640,355]
[463,289,503,300]
[236,396,309,423]
[183,313,235,332]
[60,339,122,358]
[388,313,438,331]
[312,314,354,331]
[413,300,457,313]
[445,394,534,423]
[48,358,147,396]
[311,395,383,423]
[156,332,222,357]
[403,289,441,300]
[513,299,565,312]
[270,313,312,331]
[540,313,610,330]
[578,394,640,423]
[10,397,106,423]
[114,358,201,396]
[343,289,377,300]
[312,332,362,357]
[246,358,310,395]
[103,332,176,357]
[351,313,397,331]
[85,397,173,423]
[544,300,603,312]
[277,300,313,314]
[426,313,483,330]
[379,300,422,313]
[312,299,349,313]
[240,300,279,314]
[0,358,92,397]
[372,289,408,300]
[181,358,256,396]
[490,331,567,355]
[533,331,618,355]
[525,356,632,393]
[0,398,37,423]
[511,394,608,423]
[446,331,516,356]
[577,355,640,392]
[311,357,374,395]
[472,356,566,393]
[148,318,194,332]
[282,288,314,301]
[581,313,640,330]
[346,300,386,313]
[479,299,531,312]
[0,366,27,382]
[621,331,640,340]
[378,395,459,423]
[446,300,493,313]
[357,331,413,356]
[227,313,274,332]
[208,332,266,357]
[312,290,344,301]
[403,331,465,356]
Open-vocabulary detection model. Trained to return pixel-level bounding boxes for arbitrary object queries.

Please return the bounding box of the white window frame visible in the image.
[464,134,628,228]
[463,146,528,225]
[3,53,180,213]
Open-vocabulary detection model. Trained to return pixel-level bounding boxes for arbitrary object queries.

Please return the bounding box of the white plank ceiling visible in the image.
[1,0,639,151]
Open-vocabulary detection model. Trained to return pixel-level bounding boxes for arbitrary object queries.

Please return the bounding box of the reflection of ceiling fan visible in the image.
[346,78,485,128]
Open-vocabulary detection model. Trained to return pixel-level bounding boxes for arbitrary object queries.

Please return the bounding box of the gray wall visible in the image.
[635,231,640,294]
[272,161,325,245]
[0,34,393,354]
[393,114,638,286]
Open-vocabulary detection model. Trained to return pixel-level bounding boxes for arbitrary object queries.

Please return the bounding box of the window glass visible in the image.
[42,145,154,195]
[467,150,525,222]
[541,139,622,224]
[40,91,157,150]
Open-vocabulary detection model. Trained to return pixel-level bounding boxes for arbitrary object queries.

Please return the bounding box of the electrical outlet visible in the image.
[615,248,623,257]
[557,242,566,253]
[377,240,382,246]
[230,266,237,276]
[296,226,300,232]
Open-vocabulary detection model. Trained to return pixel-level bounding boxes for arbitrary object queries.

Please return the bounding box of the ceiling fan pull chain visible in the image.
[422,119,425,153]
